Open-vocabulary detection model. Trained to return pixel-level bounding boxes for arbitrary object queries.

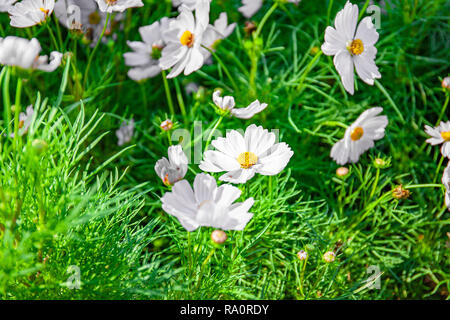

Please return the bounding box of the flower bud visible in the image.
[297,250,308,261]
[211,230,227,244]
[442,77,450,90]
[32,139,48,155]
[336,167,349,177]
[323,251,336,263]
[160,119,173,131]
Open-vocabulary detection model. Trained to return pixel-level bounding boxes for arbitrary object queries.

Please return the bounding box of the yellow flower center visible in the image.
[39,7,49,16]
[237,152,258,169]
[19,120,24,129]
[347,39,364,55]
[350,127,364,141]
[106,0,117,4]
[180,30,194,47]
[441,131,450,141]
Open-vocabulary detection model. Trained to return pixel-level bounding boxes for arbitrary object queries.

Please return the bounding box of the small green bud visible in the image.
[32,139,48,155]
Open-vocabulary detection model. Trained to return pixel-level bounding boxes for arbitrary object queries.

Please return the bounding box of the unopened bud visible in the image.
[442,77,450,90]
[211,230,227,244]
[297,250,308,261]
[32,139,48,155]
[160,119,173,131]
[323,251,336,263]
[336,167,349,177]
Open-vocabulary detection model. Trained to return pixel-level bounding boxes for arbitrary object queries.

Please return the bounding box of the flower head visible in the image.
[172,0,198,10]
[202,12,236,52]
[0,36,62,72]
[159,0,211,78]
[160,119,174,131]
[9,0,54,28]
[155,145,188,186]
[123,18,171,81]
[330,107,388,165]
[10,105,34,138]
[161,173,254,231]
[323,251,336,263]
[321,1,381,94]
[200,124,294,184]
[442,77,450,90]
[211,229,227,244]
[0,0,17,12]
[212,91,267,119]
[392,184,410,200]
[442,162,450,211]
[95,0,143,13]
[425,121,450,158]
[297,250,308,261]
[336,166,349,177]
[115,118,134,146]
[239,0,262,18]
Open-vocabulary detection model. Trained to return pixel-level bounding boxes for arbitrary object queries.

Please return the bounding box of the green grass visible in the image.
[0,0,449,299]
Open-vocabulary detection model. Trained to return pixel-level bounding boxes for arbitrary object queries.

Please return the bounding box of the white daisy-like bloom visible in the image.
[123,18,171,81]
[115,118,134,146]
[10,105,34,138]
[0,0,17,12]
[239,0,262,18]
[159,0,211,78]
[54,0,124,45]
[9,0,55,28]
[200,124,294,184]
[172,0,197,10]
[330,107,388,165]
[95,0,142,13]
[424,121,450,158]
[321,1,381,95]
[202,12,236,54]
[155,145,189,186]
[442,162,450,211]
[0,36,62,72]
[212,91,267,119]
[161,173,254,231]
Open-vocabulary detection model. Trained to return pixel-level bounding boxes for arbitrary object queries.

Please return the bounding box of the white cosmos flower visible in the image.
[95,0,142,13]
[123,18,171,81]
[159,0,211,78]
[200,124,294,184]
[161,173,254,231]
[321,1,381,95]
[330,107,388,165]
[155,145,189,186]
[10,105,34,138]
[0,36,62,72]
[115,118,134,146]
[212,91,267,119]
[9,0,55,28]
[425,121,450,158]
[442,162,450,211]
[0,0,17,12]
[172,0,198,10]
[202,12,236,53]
[239,0,262,18]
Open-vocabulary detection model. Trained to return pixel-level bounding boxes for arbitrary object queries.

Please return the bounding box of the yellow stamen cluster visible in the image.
[237,152,258,169]
[39,7,49,16]
[106,0,118,5]
[350,127,364,141]
[347,39,364,55]
[180,30,194,47]
[441,131,450,141]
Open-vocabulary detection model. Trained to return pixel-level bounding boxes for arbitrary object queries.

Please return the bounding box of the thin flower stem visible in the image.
[161,70,175,116]
[299,256,308,299]
[204,115,224,151]
[435,94,449,126]
[83,12,111,91]
[13,78,22,150]
[46,22,60,51]
[433,155,445,184]
[196,247,216,289]
[374,80,405,123]
[358,0,371,20]
[296,50,323,92]
[369,167,380,200]
[320,120,348,129]
[254,2,278,38]
[326,0,334,24]
[404,184,443,189]
[174,77,188,125]
[2,67,12,135]
[203,46,238,92]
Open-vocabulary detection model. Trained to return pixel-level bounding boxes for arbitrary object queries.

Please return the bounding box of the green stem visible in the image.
[433,155,445,184]
[255,2,278,38]
[297,50,323,92]
[46,22,60,51]
[369,168,380,200]
[13,78,23,149]
[204,115,224,151]
[326,0,334,25]
[161,70,175,116]
[2,67,11,136]
[359,0,371,20]
[374,80,405,123]
[299,255,308,299]
[174,77,188,125]
[436,94,449,126]
[204,46,238,92]
[83,13,111,90]
[196,247,216,289]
